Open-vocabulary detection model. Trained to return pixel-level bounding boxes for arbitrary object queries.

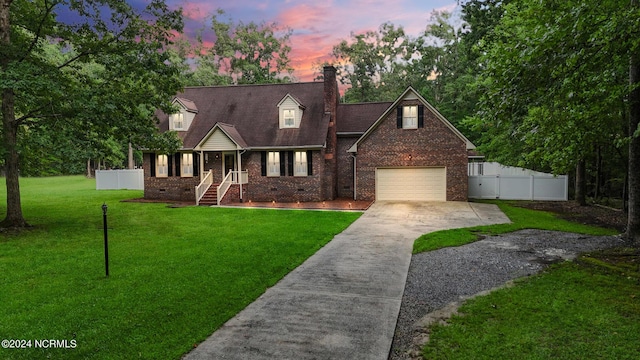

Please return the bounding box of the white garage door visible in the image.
[376,167,446,201]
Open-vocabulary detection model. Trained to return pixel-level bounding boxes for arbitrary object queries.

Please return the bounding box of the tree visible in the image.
[209,10,293,84]
[629,0,640,244]
[167,34,232,87]
[0,0,184,228]
[469,0,640,243]
[332,23,414,103]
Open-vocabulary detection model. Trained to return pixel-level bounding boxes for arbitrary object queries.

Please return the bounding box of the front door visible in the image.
[224,153,235,176]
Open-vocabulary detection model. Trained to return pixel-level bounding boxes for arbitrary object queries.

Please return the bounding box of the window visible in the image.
[283,109,295,128]
[278,94,304,129]
[267,152,280,177]
[181,153,193,177]
[171,113,184,130]
[156,155,168,177]
[403,106,418,129]
[294,151,308,176]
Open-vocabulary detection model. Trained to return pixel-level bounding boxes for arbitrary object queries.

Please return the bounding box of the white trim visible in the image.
[402,105,418,129]
[277,94,304,129]
[156,154,168,177]
[181,153,193,177]
[267,152,280,177]
[194,123,244,151]
[294,151,308,177]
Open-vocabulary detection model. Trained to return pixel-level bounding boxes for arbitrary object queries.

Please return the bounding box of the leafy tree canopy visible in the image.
[1,0,185,227]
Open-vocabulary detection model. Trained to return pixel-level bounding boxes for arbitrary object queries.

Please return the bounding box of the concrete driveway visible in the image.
[184,201,510,360]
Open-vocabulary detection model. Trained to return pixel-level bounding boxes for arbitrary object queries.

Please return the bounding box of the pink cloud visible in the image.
[180,2,217,22]
[274,1,460,82]
[169,0,461,83]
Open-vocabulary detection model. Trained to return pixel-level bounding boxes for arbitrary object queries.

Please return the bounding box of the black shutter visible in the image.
[193,152,199,175]
[307,150,313,176]
[168,154,173,177]
[397,106,403,128]
[175,153,181,177]
[261,151,267,176]
[279,151,286,176]
[149,153,156,177]
[418,105,424,128]
[288,151,294,176]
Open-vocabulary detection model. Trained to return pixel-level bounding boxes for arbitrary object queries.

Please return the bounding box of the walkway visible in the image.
[184,201,510,360]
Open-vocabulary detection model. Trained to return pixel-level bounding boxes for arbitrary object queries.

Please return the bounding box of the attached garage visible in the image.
[376,167,446,201]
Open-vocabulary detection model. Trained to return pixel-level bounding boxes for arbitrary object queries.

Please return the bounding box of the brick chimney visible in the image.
[323,65,338,117]
[323,65,339,200]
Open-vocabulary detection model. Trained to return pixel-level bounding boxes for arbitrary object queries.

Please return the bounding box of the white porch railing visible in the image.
[217,170,248,205]
[195,169,213,205]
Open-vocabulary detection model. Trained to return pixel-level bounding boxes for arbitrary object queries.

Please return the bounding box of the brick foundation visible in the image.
[241,151,326,202]
[143,153,200,202]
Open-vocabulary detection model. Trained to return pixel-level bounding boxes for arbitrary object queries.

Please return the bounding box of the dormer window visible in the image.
[171,112,184,130]
[278,94,304,129]
[283,109,295,127]
[169,97,197,131]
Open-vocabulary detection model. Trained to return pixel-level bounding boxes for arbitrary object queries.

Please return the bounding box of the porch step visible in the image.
[199,185,218,206]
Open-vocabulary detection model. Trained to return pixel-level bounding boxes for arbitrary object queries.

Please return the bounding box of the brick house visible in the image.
[143,66,475,205]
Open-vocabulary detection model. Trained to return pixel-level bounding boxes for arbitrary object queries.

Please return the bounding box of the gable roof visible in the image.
[156,82,329,150]
[347,87,476,152]
[277,93,306,110]
[193,123,248,150]
[174,97,198,113]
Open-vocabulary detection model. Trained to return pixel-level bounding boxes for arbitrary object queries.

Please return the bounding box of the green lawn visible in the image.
[422,260,640,359]
[0,176,361,359]
[414,201,639,359]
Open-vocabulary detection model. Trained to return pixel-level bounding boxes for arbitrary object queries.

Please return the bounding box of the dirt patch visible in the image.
[511,200,627,232]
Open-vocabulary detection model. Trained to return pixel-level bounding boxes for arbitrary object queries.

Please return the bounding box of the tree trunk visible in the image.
[128,142,134,169]
[627,24,640,245]
[1,0,28,228]
[595,146,601,200]
[575,159,587,206]
[1,89,28,228]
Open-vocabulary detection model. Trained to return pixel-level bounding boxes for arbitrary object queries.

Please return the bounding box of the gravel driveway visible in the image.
[389,229,623,360]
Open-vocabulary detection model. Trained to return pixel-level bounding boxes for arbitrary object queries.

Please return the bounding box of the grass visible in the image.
[414,201,638,359]
[413,200,619,253]
[422,261,640,359]
[0,176,361,359]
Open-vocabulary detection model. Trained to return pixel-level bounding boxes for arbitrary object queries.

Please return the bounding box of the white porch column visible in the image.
[237,149,243,201]
[200,150,204,178]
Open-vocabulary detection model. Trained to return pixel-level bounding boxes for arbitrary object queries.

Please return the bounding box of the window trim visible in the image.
[156,154,168,177]
[267,152,280,177]
[294,151,308,177]
[181,153,193,177]
[283,109,296,128]
[402,105,418,129]
[171,112,184,130]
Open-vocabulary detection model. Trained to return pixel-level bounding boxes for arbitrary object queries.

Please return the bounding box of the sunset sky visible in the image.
[167,0,460,81]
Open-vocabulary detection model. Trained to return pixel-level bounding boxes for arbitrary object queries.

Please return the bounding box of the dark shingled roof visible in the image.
[337,102,393,133]
[216,123,248,149]
[157,82,329,149]
[175,97,198,112]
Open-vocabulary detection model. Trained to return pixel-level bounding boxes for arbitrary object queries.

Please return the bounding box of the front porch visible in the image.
[196,168,248,206]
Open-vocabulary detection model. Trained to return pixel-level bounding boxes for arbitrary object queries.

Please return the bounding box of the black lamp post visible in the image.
[102,203,109,277]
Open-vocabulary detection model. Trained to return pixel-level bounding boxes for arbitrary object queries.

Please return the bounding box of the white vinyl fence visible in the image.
[468,162,568,201]
[96,169,144,190]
